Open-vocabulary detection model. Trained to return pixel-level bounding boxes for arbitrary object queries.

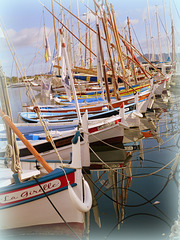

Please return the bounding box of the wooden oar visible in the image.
[0,108,53,173]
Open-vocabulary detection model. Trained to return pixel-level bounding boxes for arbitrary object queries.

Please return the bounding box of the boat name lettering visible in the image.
[0,179,61,204]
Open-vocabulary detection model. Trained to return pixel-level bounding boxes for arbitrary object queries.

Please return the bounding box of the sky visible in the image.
[0,0,180,77]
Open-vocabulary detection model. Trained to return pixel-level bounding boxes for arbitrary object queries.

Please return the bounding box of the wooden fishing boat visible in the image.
[4,94,153,171]
[0,129,91,234]
[52,82,151,105]
[53,82,151,101]
[0,66,92,235]
[18,91,151,139]
[1,111,126,169]
[19,105,121,123]
[26,89,152,115]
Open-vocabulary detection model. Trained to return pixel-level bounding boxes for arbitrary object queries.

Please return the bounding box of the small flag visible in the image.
[44,29,51,63]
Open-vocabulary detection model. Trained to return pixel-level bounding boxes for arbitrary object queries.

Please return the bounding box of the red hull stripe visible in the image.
[0,172,75,209]
[88,118,121,133]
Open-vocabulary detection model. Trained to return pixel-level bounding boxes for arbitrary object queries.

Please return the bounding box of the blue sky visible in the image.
[0,0,180,77]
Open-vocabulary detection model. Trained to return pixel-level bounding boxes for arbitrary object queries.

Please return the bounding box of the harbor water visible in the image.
[1,73,180,240]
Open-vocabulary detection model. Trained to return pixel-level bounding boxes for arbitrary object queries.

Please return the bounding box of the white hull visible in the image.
[30,82,65,93]
[154,80,166,95]
[18,116,124,170]
[0,185,84,230]
[0,134,91,232]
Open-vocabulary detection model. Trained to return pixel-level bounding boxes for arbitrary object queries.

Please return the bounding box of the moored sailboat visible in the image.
[0,66,92,236]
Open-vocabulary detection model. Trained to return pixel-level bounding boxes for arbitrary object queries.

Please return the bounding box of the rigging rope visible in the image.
[83,167,174,210]
[33,176,82,240]
[0,17,65,164]
[130,24,144,56]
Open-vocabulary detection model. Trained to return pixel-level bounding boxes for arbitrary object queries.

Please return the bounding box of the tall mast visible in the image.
[0,66,21,174]
[109,3,128,90]
[124,27,129,70]
[76,0,83,66]
[163,0,170,59]
[84,0,89,67]
[104,4,150,78]
[144,18,150,61]
[51,0,58,52]
[155,6,163,62]
[147,0,155,61]
[171,23,176,65]
[169,0,176,65]
[118,31,164,77]
[41,2,96,58]
[89,18,92,69]
[70,0,75,67]
[67,17,72,67]
[127,16,137,84]
[101,6,120,100]
[94,3,112,109]
[51,0,60,75]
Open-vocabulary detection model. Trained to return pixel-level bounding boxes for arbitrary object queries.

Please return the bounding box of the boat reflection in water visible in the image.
[83,81,180,240]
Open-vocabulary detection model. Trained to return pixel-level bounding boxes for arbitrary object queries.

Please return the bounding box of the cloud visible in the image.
[5,27,53,49]
[124,18,139,27]
[81,11,96,23]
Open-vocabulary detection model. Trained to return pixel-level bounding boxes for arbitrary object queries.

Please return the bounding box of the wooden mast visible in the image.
[163,0,170,59]
[101,6,120,100]
[54,0,146,77]
[155,6,163,62]
[70,0,75,67]
[89,18,92,69]
[76,0,83,67]
[51,0,60,75]
[109,3,128,90]
[124,27,129,71]
[147,0,155,62]
[53,0,155,79]
[127,17,137,84]
[169,0,176,65]
[144,18,150,61]
[94,2,112,109]
[0,108,53,173]
[0,67,21,174]
[105,13,152,78]
[41,2,96,58]
[51,0,58,53]
[49,1,160,79]
[84,0,89,68]
[84,29,88,67]
[118,31,164,77]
